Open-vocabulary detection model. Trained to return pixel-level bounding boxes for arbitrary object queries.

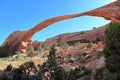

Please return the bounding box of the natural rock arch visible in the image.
[2,0,120,54]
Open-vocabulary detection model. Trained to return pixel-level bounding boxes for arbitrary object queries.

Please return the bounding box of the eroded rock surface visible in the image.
[2,1,120,54]
[90,57,105,80]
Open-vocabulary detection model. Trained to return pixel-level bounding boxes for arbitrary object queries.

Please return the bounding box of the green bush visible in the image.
[87,42,92,48]
[74,41,81,47]
[0,45,10,58]
[52,66,66,80]
[38,46,45,52]
[13,61,35,80]
[42,46,59,80]
[44,46,52,50]
[27,45,35,57]
[6,64,13,71]
[81,31,85,34]
[13,54,21,60]
[102,68,120,80]
[29,46,34,52]
[96,52,103,59]
[83,75,90,80]
[27,51,34,57]
[103,22,120,80]
[67,67,91,80]
[0,74,11,80]
[19,61,35,75]
[13,68,23,80]
[60,43,69,49]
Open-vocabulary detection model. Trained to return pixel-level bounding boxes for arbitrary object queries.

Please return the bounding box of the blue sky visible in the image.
[0,0,116,45]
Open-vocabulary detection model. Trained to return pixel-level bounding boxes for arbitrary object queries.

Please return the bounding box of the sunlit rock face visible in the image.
[42,24,108,47]
[2,0,120,54]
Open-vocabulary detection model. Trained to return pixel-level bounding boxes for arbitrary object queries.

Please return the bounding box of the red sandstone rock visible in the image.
[62,50,72,58]
[78,43,87,50]
[31,41,41,51]
[2,1,120,54]
[90,57,105,80]
[43,24,108,47]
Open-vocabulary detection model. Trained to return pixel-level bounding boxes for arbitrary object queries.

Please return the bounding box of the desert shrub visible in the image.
[6,64,13,71]
[29,46,34,53]
[67,69,76,80]
[27,51,34,57]
[102,68,120,80]
[96,38,100,42]
[0,74,11,80]
[60,43,69,49]
[69,46,76,50]
[42,46,59,80]
[11,54,21,61]
[67,67,81,79]
[52,66,66,80]
[38,46,45,52]
[74,41,81,47]
[103,22,120,80]
[15,54,20,59]
[87,42,92,49]
[0,45,10,58]
[13,68,23,80]
[13,61,35,80]
[27,46,35,57]
[93,27,96,30]
[19,61,35,75]
[67,67,91,80]
[83,75,90,80]
[44,46,52,50]
[40,46,68,80]
[81,31,85,34]
[96,52,103,59]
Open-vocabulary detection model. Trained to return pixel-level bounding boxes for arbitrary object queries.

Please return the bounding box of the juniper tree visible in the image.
[103,22,120,80]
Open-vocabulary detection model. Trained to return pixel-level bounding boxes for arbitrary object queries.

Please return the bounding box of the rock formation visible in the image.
[90,57,105,80]
[42,24,108,47]
[2,0,120,54]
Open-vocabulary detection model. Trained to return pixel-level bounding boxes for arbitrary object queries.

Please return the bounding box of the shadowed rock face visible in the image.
[2,0,120,54]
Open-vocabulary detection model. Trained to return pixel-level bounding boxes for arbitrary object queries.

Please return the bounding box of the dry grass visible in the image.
[0,54,47,70]
[0,43,91,70]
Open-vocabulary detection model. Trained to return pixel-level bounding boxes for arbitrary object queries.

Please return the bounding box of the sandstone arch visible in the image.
[2,0,120,54]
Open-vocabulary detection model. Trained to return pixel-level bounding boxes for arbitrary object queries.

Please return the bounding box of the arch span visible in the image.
[2,0,120,54]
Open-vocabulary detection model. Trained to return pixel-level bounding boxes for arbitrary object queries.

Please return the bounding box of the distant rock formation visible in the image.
[2,0,120,54]
[42,24,108,47]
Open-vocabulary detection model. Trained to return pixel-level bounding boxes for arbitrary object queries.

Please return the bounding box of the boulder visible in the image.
[90,57,105,80]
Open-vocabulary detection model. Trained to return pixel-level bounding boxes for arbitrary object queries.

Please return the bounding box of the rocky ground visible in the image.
[0,41,105,80]
[0,24,108,80]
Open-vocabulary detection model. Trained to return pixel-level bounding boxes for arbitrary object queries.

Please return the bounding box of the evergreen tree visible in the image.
[103,22,120,80]
[42,46,66,80]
